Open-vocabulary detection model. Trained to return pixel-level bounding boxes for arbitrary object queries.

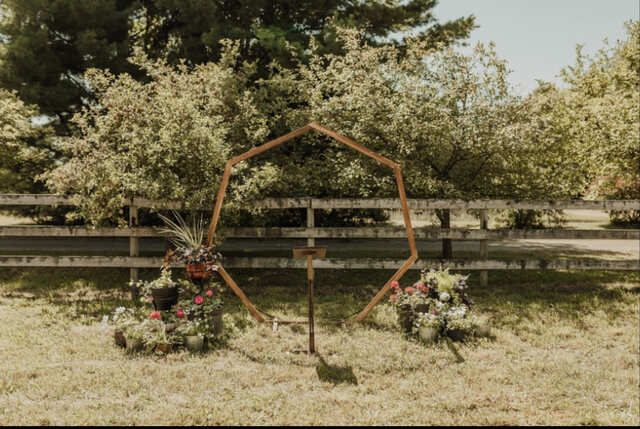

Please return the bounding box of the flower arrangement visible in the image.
[110,271,227,354]
[391,268,489,342]
[159,211,222,280]
[414,312,443,329]
[388,280,431,309]
[130,268,181,300]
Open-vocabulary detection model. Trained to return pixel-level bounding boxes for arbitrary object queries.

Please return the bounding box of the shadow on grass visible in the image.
[0,267,637,330]
[315,354,358,385]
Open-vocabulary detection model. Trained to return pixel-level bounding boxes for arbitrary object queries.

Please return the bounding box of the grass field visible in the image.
[0,267,638,425]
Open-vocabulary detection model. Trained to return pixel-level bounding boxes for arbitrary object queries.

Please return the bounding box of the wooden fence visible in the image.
[0,195,638,286]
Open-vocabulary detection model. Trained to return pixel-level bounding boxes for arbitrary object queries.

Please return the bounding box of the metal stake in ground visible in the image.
[292,246,326,354]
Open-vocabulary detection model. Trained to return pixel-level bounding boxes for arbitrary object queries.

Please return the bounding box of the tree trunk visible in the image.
[436,209,453,259]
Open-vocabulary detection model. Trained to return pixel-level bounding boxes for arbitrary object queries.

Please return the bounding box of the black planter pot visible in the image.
[447,328,468,342]
[151,286,180,311]
[114,330,126,348]
[398,303,430,333]
[208,306,223,335]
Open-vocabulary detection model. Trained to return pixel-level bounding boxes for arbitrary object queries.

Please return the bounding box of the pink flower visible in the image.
[194,296,204,305]
[391,280,400,290]
[205,290,213,297]
[430,309,438,315]
[150,311,161,320]
[404,287,415,294]
[176,309,184,318]
[390,294,397,302]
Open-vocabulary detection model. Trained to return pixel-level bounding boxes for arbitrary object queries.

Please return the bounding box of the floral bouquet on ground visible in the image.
[390,268,488,341]
[388,279,433,332]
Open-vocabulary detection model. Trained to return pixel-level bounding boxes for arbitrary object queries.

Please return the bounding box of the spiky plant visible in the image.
[158,211,205,249]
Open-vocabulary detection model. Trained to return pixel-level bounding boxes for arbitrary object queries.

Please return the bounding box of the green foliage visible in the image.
[0,0,137,128]
[559,21,639,223]
[0,88,55,194]
[1,0,474,132]
[43,44,274,226]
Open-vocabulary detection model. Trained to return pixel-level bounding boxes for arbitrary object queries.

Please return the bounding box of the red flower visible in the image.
[205,290,214,297]
[417,283,429,293]
[404,287,415,294]
[391,280,400,290]
[150,311,161,320]
[176,309,184,318]
[194,296,204,305]
[390,294,397,302]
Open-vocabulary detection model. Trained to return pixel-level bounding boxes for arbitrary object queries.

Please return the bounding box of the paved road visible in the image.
[0,236,636,260]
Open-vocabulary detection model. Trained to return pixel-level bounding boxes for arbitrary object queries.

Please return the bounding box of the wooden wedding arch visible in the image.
[205,122,418,323]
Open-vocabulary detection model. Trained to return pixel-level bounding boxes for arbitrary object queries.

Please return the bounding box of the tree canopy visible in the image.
[0,0,475,129]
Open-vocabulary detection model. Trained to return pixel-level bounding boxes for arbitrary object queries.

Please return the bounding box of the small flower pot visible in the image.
[151,286,180,311]
[165,322,179,334]
[125,337,143,352]
[114,330,126,348]
[418,326,439,343]
[476,323,492,337]
[447,328,468,342]
[183,335,204,352]
[415,303,429,315]
[398,304,414,333]
[208,306,223,335]
[156,343,174,354]
[186,261,217,284]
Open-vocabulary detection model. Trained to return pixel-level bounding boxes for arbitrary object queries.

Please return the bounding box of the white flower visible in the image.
[100,315,109,330]
[439,292,451,302]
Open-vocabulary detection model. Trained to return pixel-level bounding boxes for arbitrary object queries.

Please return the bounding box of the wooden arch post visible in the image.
[206,122,418,323]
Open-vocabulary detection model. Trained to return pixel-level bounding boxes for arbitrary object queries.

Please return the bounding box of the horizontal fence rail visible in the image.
[0,195,638,278]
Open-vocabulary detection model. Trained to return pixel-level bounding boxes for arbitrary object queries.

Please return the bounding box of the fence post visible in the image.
[479,209,488,287]
[306,200,315,247]
[129,201,140,297]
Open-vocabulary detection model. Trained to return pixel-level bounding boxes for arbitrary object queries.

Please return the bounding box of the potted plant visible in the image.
[181,288,224,335]
[389,280,432,332]
[444,306,473,342]
[109,307,137,348]
[123,320,149,352]
[143,318,180,354]
[175,320,209,352]
[132,268,181,311]
[472,315,492,337]
[159,211,222,284]
[413,311,442,343]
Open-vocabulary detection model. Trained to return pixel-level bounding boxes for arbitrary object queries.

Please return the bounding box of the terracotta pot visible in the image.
[447,328,468,342]
[151,286,179,311]
[125,337,143,352]
[183,335,204,352]
[418,326,439,343]
[156,343,174,354]
[114,330,126,348]
[186,261,217,283]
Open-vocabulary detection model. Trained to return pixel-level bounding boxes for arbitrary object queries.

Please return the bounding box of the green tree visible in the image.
[1,0,474,131]
[289,32,587,255]
[134,0,475,68]
[560,21,639,223]
[0,87,54,194]
[0,0,138,130]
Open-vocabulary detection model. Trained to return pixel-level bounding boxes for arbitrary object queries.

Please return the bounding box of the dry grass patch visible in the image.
[0,269,638,425]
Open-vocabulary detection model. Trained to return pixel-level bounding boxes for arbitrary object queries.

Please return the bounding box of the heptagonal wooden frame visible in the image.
[205,122,418,323]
